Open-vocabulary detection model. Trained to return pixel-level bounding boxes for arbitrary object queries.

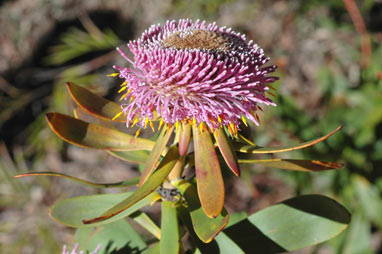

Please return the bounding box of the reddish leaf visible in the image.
[67,82,125,122]
[179,122,192,156]
[238,158,343,172]
[46,113,155,151]
[214,128,240,176]
[234,125,343,154]
[192,126,225,218]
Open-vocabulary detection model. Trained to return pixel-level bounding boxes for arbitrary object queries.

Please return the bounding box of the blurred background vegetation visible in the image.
[0,0,381,253]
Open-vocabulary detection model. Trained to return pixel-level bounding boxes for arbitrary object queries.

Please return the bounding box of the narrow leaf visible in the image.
[234,125,343,154]
[174,180,229,243]
[238,159,343,172]
[67,82,159,121]
[130,211,161,239]
[139,126,174,186]
[50,192,153,227]
[160,201,180,254]
[179,122,192,156]
[46,113,155,151]
[14,171,139,188]
[192,126,225,218]
[214,128,240,176]
[67,82,126,122]
[83,145,179,224]
[107,150,149,164]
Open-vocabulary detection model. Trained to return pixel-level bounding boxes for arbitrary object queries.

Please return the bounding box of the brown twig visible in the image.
[343,0,371,68]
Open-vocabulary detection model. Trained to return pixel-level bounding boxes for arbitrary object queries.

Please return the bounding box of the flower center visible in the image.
[162,29,230,52]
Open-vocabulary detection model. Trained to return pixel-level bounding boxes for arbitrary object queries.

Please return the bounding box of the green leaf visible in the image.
[160,201,180,254]
[67,82,126,122]
[174,180,229,243]
[107,150,150,164]
[130,211,161,240]
[238,158,343,172]
[50,192,153,228]
[14,171,139,188]
[75,219,147,254]
[83,145,179,224]
[179,122,192,156]
[46,113,155,151]
[234,125,343,154]
[192,126,225,218]
[214,128,240,176]
[139,126,174,186]
[187,195,350,253]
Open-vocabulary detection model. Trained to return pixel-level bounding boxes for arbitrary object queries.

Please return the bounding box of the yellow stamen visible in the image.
[120,81,127,87]
[217,115,222,124]
[241,116,248,127]
[199,122,204,133]
[167,124,172,132]
[192,117,196,126]
[112,111,123,121]
[131,118,139,127]
[149,121,155,132]
[129,96,135,102]
[119,93,128,101]
[127,88,132,94]
[230,122,235,131]
[107,73,119,77]
[158,118,164,130]
[144,117,149,129]
[118,86,127,93]
[214,129,219,138]
[175,120,179,130]
[135,128,141,137]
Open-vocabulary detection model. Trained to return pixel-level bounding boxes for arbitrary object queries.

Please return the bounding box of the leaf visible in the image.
[238,159,343,172]
[192,126,225,218]
[160,201,180,254]
[187,195,350,254]
[174,180,229,243]
[67,82,126,122]
[83,145,179,224]
[139,126,174,186]
[234,125,343,154]
[214,128,240,176]
[130,211,161,240]
[107,150,150,164]
[46,113,155,151]
[179,122,192,156]
[75,219,147,254]
[14,171,139,188]
[50,192,153,228]
[221,194,350,252]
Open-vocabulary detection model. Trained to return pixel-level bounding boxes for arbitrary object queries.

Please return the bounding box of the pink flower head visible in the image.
[114,19,278,132]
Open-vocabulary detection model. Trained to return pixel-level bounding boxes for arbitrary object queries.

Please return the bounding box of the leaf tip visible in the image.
[45,112,54,122]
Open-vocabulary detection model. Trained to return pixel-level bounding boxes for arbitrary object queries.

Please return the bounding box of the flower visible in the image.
[62,243,101,254]
[113,19,278,135]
